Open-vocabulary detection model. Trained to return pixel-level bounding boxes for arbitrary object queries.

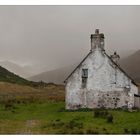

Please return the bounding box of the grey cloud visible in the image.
[0,6,139,73]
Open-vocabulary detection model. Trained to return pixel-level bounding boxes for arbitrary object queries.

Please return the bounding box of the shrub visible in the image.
[56,129,67,134]
[60,118,84,130]
[55,119,60,122]
[65,120,83,129]
[50,120,65,129]
[4,99,14,110]
[94,109,109,118]
[130,128,140,134]
[86,129,99,134]
[106,114,113,123]
[57,128,84,134]
[124,128,129,134]
[103,128,107,131]
[94,109,100,118]
[70,128,84,134]
[94,109,114,123]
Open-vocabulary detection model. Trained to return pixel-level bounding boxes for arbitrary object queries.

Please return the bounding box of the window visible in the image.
[82,69,88,88]
[82,78,87,88]
[82,69,88,78]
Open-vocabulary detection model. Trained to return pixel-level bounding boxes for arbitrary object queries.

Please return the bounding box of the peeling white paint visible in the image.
[65,49,138,109]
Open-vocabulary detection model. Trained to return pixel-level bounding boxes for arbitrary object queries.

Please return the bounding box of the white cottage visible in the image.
[64,29,139,110]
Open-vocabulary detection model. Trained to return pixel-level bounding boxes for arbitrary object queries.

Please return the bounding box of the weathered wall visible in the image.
[134,96,140,108]
[65,49,138,110]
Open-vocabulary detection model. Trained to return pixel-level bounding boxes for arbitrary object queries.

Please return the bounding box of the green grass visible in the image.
[0,101,140,134]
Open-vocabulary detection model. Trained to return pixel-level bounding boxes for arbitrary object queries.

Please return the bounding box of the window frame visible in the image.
[81,69,88,88]
[82,68,88,78]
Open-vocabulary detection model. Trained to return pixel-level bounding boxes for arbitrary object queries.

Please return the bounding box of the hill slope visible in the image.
[0,61,34,78]
[0,65,32,85]
[29,64,78,84]
[120,50,140,82]
[0,65,49,88]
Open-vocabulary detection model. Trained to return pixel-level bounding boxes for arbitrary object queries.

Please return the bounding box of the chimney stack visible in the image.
[111,51,120,64]
[90,29,105,51]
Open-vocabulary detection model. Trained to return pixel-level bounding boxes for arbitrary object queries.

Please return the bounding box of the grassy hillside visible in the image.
[0,66,31,85]
[0,65,49,87]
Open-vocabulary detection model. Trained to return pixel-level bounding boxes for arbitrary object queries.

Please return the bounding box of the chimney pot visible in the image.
[95,29,99,34]
[111,51,120,64]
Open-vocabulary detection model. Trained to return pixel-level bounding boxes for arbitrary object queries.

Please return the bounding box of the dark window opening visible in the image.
[82,69,88,78]
[82,69,88,88]
[82,78,87,88]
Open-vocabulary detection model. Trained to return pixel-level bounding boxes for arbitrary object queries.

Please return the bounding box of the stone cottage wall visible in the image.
[65,49,138,110]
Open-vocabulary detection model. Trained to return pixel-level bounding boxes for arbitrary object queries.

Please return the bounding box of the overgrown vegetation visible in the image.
[94,109,113,123]
[0,82,65,106]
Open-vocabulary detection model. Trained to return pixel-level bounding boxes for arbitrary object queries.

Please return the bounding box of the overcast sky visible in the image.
[0,6,140,72]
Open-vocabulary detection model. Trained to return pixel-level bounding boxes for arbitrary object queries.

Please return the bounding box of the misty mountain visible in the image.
[0,61,35,78]
[29,64,78,84]
[120,50,140,82]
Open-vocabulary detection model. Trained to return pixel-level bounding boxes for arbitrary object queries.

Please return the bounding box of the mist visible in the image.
[0,6,140,74]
